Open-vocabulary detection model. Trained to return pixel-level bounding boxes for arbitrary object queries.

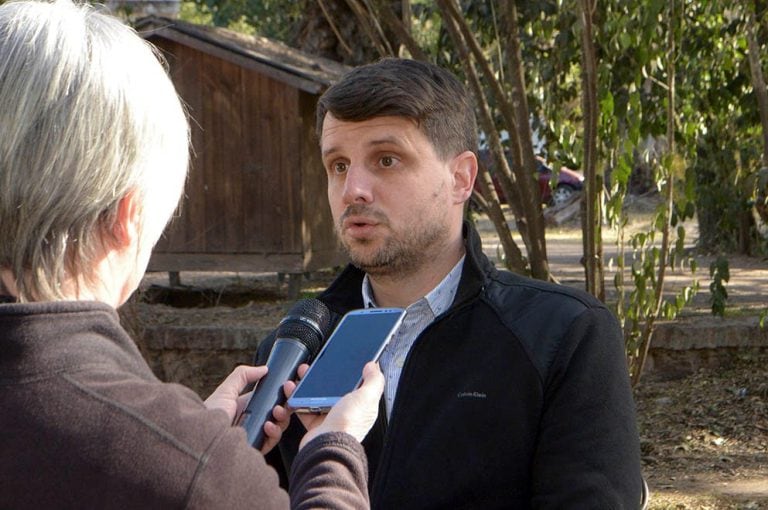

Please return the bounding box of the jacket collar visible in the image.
[455,219,494,305]
[319,220,492,316]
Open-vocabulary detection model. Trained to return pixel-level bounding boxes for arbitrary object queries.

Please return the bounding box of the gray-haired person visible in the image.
[0,1,383,508]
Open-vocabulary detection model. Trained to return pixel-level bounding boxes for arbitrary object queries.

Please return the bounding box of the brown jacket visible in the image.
[0,300,369,509]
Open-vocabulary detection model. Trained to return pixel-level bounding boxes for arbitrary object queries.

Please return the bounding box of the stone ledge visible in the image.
[143,316,767,353]
[652,317,767,350]
[137,316,768,395]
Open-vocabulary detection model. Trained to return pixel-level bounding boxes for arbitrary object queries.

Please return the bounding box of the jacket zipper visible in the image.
[369,289,483,506]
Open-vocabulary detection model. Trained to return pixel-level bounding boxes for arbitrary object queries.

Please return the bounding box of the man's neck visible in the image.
[368,238,465,308]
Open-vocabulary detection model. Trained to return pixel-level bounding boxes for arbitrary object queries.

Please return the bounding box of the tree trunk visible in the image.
[500,0,550,281]
[745,3,768,233]
[293,0,385,65]
[579,0,605,301]
[746,6,768,166]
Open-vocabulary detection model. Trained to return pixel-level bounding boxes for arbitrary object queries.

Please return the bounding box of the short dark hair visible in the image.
[316,58,478,159]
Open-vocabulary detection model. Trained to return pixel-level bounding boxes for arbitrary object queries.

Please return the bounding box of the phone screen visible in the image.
[288,308,405,411]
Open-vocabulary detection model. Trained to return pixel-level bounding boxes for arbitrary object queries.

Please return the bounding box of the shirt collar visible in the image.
[361,255,465,316]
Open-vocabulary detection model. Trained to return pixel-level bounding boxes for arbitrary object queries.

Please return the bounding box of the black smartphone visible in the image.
[287,307,405,413]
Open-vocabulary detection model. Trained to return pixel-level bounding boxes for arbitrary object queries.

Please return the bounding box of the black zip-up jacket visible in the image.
[258,221,644,509]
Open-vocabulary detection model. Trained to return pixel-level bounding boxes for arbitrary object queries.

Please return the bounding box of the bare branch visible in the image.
[439,5,528,273]
[343,0,393,57]
[369,0,429,61]
[316,0,355,56]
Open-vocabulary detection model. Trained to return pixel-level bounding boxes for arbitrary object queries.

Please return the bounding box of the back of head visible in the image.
[0,0,189,302]
[316,58,478,160]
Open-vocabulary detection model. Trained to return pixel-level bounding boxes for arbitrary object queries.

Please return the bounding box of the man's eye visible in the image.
[333,162,348,174]
[380,156,395,167]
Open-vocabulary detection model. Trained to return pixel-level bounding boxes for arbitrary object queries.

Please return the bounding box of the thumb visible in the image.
[358,362,384,395]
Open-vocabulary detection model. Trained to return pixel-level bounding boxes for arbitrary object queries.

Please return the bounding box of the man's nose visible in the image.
[341,165,374,204]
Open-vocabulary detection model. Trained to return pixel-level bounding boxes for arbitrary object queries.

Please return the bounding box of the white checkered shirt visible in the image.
[362,256,465,418]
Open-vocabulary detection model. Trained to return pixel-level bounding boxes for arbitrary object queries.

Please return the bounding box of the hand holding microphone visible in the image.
[225,297,386,454]
[236,298,331,450]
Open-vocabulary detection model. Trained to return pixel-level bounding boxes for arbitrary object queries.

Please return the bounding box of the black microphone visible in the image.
[238,298,331,449]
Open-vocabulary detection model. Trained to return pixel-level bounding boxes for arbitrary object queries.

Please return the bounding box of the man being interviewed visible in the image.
[258,57,645,509]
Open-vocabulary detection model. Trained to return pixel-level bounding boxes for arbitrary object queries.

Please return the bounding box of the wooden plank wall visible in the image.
[152,39,303,258]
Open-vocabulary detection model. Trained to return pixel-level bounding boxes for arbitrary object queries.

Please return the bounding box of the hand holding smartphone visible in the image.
[287,308,405,413]
[296,361,385,448]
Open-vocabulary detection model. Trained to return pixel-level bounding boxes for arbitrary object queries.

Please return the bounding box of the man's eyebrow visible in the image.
[322,136,406,158]
[368,136,403,147]
[321,145,340,159]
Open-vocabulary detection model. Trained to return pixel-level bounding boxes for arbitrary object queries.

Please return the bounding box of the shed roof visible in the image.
[135,16,350,94]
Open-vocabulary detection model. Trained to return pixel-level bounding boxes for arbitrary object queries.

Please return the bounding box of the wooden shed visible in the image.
[135,17,349,289]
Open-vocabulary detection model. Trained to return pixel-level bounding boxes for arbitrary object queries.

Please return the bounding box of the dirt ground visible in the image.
[636,352,768,509]
[133,198,767,509]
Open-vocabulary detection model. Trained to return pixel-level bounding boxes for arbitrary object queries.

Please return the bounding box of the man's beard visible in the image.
[336,205,447,278]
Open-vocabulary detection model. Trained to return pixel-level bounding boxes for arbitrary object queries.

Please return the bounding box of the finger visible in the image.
[296,363,310,379]
[221,365,268,394]
[234,391,253,417]
[283,380,297,401]
[271,404,292,431]
[204,365,268,414]
[237,365,269,386]
[362,361,381,380]
[260,421,282,455]
[358,362,385,395]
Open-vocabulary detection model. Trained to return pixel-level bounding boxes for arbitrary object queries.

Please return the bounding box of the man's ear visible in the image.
[451,150,478,204]
[109,190,142,250]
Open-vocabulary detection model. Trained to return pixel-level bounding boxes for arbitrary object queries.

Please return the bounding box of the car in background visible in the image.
[475,150,584,207]
[537,158,584,206]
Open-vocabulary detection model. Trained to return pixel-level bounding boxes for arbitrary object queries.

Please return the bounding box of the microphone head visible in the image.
[276,298,331,361]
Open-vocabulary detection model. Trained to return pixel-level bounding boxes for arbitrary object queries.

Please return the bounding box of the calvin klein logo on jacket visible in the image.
[457,391,487,399]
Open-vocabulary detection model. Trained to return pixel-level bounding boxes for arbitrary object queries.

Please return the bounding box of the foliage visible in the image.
[179,0,304,41]
[521,0,768,257]
[682,3,767,255]
[408,1,445,58]
[708,255,730,317]
[178,1,214,25]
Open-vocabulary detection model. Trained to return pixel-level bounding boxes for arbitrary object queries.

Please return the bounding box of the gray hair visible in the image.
[0,0,189,301]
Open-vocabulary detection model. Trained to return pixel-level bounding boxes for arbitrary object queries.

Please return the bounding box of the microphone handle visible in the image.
[238,338,309,449]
